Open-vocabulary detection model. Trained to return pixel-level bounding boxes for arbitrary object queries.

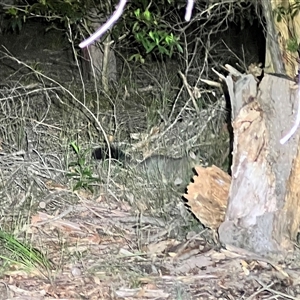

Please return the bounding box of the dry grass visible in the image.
[2,18,293,299]
[0,47,231,297]
[0,3,299,296]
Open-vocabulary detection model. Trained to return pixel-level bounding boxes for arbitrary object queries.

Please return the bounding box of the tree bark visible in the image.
[261,0,285,74]
[81,7,117,88]
[262,0,300,77]
[219,73,300,254]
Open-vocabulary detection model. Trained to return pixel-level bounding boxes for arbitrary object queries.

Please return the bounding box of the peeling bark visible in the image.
[219,73,300,254]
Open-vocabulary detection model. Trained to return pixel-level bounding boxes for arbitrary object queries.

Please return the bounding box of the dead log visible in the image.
[219,73,300,254]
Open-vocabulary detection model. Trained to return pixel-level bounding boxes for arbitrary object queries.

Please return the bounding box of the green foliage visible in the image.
[0,230,52,270]
[4,0,183,61]
[126,1,183,61]
[287,37,299,53]
[5,6,23,32]
[4,0,87,32]
[67,141,99,192]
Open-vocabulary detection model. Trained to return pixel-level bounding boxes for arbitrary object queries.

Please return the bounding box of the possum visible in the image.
[138,154,195,185]
[92,146,198,186]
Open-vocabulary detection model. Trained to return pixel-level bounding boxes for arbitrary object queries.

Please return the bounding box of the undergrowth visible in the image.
[0,230,52,275]
[0,17,229,287]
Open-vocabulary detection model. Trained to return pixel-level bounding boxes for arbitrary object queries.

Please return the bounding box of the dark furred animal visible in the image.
[93,146,197,186]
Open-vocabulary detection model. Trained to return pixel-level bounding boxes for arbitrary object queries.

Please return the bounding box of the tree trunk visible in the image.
[263,0,300,77]
[218,73,300,253]
[260,0,284,74]
[81,7,117,89]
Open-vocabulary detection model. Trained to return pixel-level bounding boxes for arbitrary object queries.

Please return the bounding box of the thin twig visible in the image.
[79,0,195,47]
[252,277,298,300]
[178,71,200,114]
[1,49,112,188]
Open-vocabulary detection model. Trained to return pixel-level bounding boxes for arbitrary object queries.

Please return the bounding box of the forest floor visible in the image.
[0,19,300,300]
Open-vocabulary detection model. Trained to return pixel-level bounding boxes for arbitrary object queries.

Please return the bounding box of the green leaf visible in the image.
[82,169,92,177]
[74,181,83,191]
[157,45,169,55]
[287,38,298,52]
[7,7,18,16]
[145,42,156,53]
[78,157,85,166]
[143,10,151,21]
[165,33,175,45]
[134,9,141,18]
[132,22,140,33]
[135,31,141,41]
[140,38,150,50]
[148,31,155,41]
[176,43,183,53]
[70,141,79,154]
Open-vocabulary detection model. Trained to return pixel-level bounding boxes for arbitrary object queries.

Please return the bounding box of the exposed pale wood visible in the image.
[224,74,257,120]
[226,99,273,228]
[184,165,230,230]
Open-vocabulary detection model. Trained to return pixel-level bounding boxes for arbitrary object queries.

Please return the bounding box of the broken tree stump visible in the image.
[218,73,300,254]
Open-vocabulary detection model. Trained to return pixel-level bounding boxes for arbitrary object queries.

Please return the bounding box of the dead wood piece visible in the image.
[184,165,230,230]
